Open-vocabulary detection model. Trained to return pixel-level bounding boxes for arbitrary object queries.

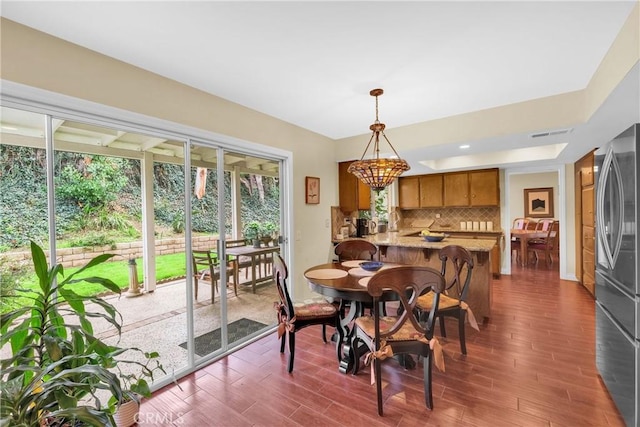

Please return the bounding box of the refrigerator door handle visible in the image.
[596,145,624,268]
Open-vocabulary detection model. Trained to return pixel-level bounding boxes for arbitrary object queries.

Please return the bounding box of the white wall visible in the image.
[509,172,559,222]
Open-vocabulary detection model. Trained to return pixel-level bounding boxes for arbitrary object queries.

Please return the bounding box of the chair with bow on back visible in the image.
[192,250,236,303]
[334,239,378,262]
[528,220,560,265]
[351,266,446,415]
[328,239,380,339]
[415,245,478,355]
[273,254,343,373]
[510,217,530,263]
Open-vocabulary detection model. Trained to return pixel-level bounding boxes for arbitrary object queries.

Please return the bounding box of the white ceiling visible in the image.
[1,1,638,172]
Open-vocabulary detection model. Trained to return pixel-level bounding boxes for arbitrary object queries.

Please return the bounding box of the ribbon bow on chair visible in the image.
[460,301,480,331]
[277,313,296,339]
[364,342,394,385]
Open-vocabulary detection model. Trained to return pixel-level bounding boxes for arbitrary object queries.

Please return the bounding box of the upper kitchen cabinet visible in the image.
[419,174,444,207]
[338,160,371,213]
[443,172,469,206]
[398,176,420,208]
[443,168,499,207]
[398,174,444,209]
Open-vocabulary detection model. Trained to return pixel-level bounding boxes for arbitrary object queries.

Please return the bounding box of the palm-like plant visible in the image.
[0,241,131,426]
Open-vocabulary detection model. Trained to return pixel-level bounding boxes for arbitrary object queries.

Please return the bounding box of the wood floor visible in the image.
[139,260,626,426]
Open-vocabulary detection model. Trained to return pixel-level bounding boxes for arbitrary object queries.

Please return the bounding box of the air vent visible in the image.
[529,128,573,139]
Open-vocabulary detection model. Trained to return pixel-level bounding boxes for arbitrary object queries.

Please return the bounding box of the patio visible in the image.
[92,276,279,378]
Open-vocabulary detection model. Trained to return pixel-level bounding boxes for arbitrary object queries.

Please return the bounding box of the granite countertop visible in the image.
[335,229,497,252]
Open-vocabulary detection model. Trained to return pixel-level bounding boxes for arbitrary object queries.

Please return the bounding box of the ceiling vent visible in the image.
[529,128,573,139]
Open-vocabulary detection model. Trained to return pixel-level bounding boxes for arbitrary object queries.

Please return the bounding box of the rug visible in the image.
[179,318,268,356]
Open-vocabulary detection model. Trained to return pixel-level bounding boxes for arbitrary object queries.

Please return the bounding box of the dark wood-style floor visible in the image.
[139,259,626,426]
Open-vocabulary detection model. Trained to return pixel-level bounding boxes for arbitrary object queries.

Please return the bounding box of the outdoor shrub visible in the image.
[67,233,115,249]
[0,254,30,312]
[55,156,128,210]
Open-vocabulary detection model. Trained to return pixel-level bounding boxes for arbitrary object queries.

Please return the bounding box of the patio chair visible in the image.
[218,239,252,285]
[192,250,236,303]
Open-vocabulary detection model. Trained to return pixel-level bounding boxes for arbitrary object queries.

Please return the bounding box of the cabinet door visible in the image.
[469,169,499,206]
[581,157,594,186]
[582,187,594,225]
[338,161,371,213]
[443,172,469,206]
[398,176,420,208]
[357,179,371,210]
[419,174,443,207]
[338,161,358,213]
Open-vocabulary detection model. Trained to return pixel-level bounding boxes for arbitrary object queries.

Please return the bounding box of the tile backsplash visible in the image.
[331,206,501,238]
[401,207,501,230]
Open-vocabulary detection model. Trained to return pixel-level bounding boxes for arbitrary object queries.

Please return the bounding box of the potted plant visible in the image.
[0,241,165,427]
[108,350,166,427]
[260,221,278,246]
[243,221,262,248]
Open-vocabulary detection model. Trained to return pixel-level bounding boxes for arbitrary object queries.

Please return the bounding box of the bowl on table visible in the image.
[359,261,384,272]
[423,233,447,242]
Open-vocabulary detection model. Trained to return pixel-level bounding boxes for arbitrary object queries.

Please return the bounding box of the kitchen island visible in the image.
[336,230,496,323]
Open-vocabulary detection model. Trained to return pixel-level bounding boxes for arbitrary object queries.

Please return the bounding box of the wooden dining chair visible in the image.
[334,239,378,261]
[332,239,381,338]
[351,266,445,415]
[415,245,477,355]
[528,220,560,265]
[192,250,235,303]
[511,217,530,262]
[273,254,343,373]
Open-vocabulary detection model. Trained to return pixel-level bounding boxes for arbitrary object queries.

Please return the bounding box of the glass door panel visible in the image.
[224,150,280,345]
[0,107,48,313]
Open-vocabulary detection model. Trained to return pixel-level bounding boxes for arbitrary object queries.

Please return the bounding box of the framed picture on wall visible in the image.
[305,176,320,204]
[524,187,554,218]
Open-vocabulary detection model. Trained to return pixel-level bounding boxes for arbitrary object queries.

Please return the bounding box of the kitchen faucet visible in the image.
[389,210,401,231]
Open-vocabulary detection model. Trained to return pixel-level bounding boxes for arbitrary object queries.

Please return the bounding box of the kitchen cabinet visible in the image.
[338,161,371,213]
[469,169,500,206]
[419,175,444,207]
[443,168,499,207]
[398,176,420,208]
[575,151,595,296]
[398,174,444,209]
[443,172,469,206]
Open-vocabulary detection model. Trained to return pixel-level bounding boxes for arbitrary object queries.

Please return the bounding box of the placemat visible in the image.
[348,267,376,277]
[341,260,369,268]
[305,269,348,279]
[358,277,371,287]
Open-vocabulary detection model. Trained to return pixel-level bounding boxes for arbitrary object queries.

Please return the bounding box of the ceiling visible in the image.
[1,1,638,173]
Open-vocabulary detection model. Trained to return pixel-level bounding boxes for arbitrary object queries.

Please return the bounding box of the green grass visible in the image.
[1,252,189,314]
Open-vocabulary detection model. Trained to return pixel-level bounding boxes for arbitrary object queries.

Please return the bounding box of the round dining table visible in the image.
[304,261,408,374]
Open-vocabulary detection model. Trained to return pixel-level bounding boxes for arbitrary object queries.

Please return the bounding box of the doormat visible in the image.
[179,318,268,356]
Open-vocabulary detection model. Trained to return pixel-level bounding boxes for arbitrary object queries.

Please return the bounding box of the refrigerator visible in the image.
[594,124,639,427]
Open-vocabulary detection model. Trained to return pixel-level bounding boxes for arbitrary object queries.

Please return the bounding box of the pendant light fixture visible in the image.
[348,88,410,192]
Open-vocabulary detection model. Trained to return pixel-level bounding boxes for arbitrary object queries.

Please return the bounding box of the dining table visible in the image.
[510,229,549,266]
[304,260,410,374]
[225,244,280,293]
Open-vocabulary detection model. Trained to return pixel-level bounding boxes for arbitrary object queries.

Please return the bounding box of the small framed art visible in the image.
[305,176,320,204]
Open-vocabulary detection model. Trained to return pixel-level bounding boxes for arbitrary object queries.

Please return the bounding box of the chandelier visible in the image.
[348,88,410,192]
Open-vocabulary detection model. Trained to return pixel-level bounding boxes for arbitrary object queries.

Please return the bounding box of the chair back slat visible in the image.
[367,266,445,341]
[439,245,474,302]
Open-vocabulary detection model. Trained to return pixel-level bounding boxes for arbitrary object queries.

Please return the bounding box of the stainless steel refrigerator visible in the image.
[594,124,639,427]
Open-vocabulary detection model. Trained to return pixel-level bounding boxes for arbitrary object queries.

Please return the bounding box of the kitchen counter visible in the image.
[333,229,497,323]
